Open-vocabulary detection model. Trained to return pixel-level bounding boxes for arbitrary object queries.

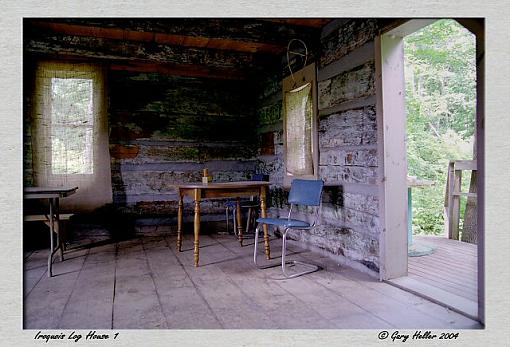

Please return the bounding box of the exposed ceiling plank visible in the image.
[26,52,247,80]
[259,18,332,28]
[109,61,247,80]
[27,19,321,54]
[24,32,262,70]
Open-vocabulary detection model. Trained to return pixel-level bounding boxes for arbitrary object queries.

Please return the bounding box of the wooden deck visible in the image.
[24,230,480,329]
[390,235,478,319]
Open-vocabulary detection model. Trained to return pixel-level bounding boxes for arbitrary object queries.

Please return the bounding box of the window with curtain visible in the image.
[31,62,112,212]
[282,63,319,187]
[50,77,94,175]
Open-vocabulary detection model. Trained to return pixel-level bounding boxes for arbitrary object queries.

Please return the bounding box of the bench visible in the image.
[24,213,74,251]
[24,213,74,223]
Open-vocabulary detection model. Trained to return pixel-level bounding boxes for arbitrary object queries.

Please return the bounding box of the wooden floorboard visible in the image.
[24,249,49,298]
[408,236,478,304]
[398,236,478,318]
[212,234,391,329]
[23,230,481,329]
[293,246,476,329]
[24,247,89,329]
[144,235,222,329]
[112,238,168,329]
[408,263,477,289]
[58,242,116,329]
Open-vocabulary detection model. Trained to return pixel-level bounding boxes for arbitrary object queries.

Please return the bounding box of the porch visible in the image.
[389,235,478,319]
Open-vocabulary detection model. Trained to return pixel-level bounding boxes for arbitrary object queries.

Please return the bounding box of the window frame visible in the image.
[282,62,319,187]
[34,66,101,183]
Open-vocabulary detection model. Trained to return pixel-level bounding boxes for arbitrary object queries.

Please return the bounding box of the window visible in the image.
[51,78,94,174]
[31,62,112,211]
[282,63,319,186]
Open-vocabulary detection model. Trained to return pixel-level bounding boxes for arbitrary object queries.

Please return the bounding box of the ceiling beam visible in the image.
[28,21,287,54]
[26,52,248,80]
[27,19,321,54]
[109,61,247,80]
[258,18,332,28]
[24,31,263,70]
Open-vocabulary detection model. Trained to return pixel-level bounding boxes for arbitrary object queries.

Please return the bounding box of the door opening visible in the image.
[376,19,484,323]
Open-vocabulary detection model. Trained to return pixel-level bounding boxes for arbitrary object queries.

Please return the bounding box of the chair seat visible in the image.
[256,217,310,228]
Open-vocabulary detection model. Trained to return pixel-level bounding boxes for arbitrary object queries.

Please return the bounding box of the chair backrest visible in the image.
[288,179,324,206]
[252,173,269,181]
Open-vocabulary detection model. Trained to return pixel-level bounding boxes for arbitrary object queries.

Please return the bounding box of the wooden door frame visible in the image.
[375,19,485,323]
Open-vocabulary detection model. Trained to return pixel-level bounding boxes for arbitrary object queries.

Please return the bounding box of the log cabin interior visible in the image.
[22,17,485,330]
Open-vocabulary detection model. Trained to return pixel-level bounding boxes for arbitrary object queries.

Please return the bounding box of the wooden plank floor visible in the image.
[408,236,477,302]
[392,235,478,318]
[24,230,481,329]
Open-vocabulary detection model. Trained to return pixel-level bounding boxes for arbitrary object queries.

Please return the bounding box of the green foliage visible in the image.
[405,19,476,235]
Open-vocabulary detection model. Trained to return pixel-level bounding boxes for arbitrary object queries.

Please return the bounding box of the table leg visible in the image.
[193,189,201,267]
[236,198,243,246]
[177,192,183,252]
[55,198,64,262]
[260,186,270,260]
[48,198,54,277]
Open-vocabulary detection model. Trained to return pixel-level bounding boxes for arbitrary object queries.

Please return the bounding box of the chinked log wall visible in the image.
[257,19,387,273]
[109,73,258,215]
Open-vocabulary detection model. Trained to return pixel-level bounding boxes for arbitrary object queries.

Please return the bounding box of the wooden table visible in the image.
[175,181,271,267]
[24,186,78,277]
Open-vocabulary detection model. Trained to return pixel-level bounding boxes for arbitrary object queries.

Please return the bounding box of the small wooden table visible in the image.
[175,181,271,267]
[24,186,78,277]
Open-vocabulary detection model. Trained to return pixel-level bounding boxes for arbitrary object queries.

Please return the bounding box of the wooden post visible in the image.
[444,161,454,238]
[193,188,201,267]
[462,170,478,244]
[177,192,183,251]
[260,186,270,260]
[449,169,462,240]
[463,139,478,244]
[376,33,408,280]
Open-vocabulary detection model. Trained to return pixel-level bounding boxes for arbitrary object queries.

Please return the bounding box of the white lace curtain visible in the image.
[31,61,112,212]
[284,82,314,176]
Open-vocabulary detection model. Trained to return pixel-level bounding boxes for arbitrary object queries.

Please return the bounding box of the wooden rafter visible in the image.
[109,61,247,80]
[26,19,322,55]
[259,18,332,28]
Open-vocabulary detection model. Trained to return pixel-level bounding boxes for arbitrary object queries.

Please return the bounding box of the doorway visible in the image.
[376,19,484,322]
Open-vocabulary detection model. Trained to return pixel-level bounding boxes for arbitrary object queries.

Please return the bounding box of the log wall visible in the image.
[108,72,258,215]
[257,19,388,273]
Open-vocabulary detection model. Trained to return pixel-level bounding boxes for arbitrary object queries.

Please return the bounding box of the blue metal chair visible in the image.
[253,179,324,278]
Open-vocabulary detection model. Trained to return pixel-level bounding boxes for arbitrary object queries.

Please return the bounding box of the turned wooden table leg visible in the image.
[177,192,183,252]
[236,198,243,246]
[193,189,201,267]
[260,186,270,260]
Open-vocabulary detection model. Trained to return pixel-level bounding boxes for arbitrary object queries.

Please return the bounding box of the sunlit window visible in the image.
[50,78,94,174]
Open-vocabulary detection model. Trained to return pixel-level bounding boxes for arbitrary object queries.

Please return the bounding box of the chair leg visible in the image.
[225,207,230,233]
[246,207,252,233]
[280,228,320,279]
[232,207,237,236]
[253,223,260,266]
